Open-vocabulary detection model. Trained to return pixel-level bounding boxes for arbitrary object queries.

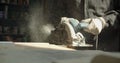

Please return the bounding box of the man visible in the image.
[46,0,120,51]
[58,0,120,51]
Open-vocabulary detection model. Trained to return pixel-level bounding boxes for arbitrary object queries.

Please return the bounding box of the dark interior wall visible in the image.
[43,0,68,27]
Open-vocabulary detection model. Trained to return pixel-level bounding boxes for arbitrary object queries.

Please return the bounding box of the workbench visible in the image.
[0,42,120,63]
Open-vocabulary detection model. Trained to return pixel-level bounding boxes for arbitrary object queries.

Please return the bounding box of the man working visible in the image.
[57,0,120,51]
[47,0,120,51]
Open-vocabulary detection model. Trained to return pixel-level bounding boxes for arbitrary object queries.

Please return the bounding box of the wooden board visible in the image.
[0,42,120,63]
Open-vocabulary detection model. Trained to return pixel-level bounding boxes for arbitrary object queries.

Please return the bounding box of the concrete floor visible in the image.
[0,42,120,63]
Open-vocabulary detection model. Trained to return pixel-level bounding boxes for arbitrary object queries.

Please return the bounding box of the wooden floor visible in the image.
[0,42,120,63]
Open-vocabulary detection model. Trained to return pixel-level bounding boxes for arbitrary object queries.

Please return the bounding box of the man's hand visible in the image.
[81,17,106,35]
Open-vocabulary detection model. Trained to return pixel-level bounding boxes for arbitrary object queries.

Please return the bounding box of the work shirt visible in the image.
[64,0,120,27]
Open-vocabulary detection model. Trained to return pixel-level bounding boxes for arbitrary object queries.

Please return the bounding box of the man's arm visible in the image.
[103,0,120,27]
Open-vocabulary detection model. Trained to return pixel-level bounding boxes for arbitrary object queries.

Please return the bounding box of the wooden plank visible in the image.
[0,42,120,63]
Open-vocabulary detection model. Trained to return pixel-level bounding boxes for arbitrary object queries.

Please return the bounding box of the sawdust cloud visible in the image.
[27,3,55,42]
